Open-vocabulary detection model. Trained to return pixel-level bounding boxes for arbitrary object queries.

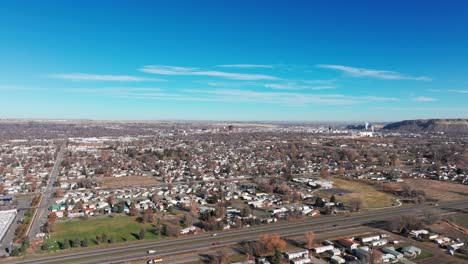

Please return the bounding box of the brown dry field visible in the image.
[319,178,397,208]
[402,178,468,201]
[99,175,160,188]
[430,221,468,241]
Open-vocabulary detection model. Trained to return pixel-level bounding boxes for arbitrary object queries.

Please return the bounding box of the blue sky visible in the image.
[0,0,467,121]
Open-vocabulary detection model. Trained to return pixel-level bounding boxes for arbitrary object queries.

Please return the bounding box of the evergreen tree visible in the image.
[72,237,80,248]
[10,248,20,256]
[139,228,146,240]
[241,206,252,217]
[101,233,108,243]
[62,239,70,249]
[272,249,282,264]
[20,240,30,252]
[41,241,50,251]
[81,238,89,247]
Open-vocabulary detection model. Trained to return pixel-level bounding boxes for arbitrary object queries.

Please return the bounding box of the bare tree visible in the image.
[320,167,330,178]
[240,241,255,260]
[162,223,181,237]
[349,198,363,212]
[143,208,154,223]
[304,231,316,249]
[204,249,229,264]
[258,234,286,255]
[422,210,439,225]
[370,250,384,264]
[387,214,423,234]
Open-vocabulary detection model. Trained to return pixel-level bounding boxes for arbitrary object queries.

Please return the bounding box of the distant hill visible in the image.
[383,119,468,134]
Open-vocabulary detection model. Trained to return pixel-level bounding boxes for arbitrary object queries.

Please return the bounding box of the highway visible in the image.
[27,144,65,239]
[13,199,467,264]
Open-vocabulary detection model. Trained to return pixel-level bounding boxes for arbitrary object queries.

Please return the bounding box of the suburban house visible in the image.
[401,245,422,258]
[409,230,429,238]
[337,238,359,250]
[359,235,380,243]
[369,239,388,247]
[330,255,346,264]
[312,245,334,254]
[381,253,397,263]
[283,249,311,264]
[352,248,370,262]
[381,247,404,259]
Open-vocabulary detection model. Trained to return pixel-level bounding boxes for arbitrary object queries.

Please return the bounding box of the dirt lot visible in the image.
[402,178,468,201]
[453,214,468,229]
[430,221,468,241]
[99,175,160,189]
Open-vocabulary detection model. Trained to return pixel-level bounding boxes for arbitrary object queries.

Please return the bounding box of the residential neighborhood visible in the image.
[0,121,467,264]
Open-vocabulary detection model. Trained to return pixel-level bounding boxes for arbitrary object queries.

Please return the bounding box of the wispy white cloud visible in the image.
[386,107,468,111]
[179,89,398,106]
[217,64,273,69]
[140,65,279,80]
[0,85,37,91]
[449,89,468,94]
[49,73,163,82]
[69,87,163,93]
[192,80,336,91]
[413,96,438,102]
[317,64,431,81]
[264,82,335,90]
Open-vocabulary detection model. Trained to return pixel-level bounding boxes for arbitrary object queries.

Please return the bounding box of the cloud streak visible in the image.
[264,82,335,90]
[317,64,431,81]
[140,65,279,80]
[49,73,162,82]
[178,89,399,106]
[449,89,468,94]
[413,96,438,102]
[69,87,163,93]
[217,64,273,69]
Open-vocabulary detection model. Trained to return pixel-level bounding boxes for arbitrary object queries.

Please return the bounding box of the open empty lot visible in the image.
[402,178,468,201]
[99,176,160,189]
[319,178,397,209]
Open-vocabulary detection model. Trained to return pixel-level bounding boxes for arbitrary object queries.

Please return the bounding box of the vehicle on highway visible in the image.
[147,258,163,264]
[147,250,157,254]
[212,242,220,245]
[332,224,338,227]
[211,233,218,236]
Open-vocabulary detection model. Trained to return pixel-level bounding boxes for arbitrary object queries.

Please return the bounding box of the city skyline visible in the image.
[1,1,467,121]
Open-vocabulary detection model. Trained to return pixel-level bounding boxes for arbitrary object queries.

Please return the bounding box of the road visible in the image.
[27,144,65,239]
[11,199,467,264]
[162,227,367,264]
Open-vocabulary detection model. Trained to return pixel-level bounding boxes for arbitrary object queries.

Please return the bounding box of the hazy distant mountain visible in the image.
[383,119,468,134]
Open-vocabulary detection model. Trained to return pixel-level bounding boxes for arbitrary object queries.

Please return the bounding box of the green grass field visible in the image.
[45,216,160,250]
[319,178,397,209]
